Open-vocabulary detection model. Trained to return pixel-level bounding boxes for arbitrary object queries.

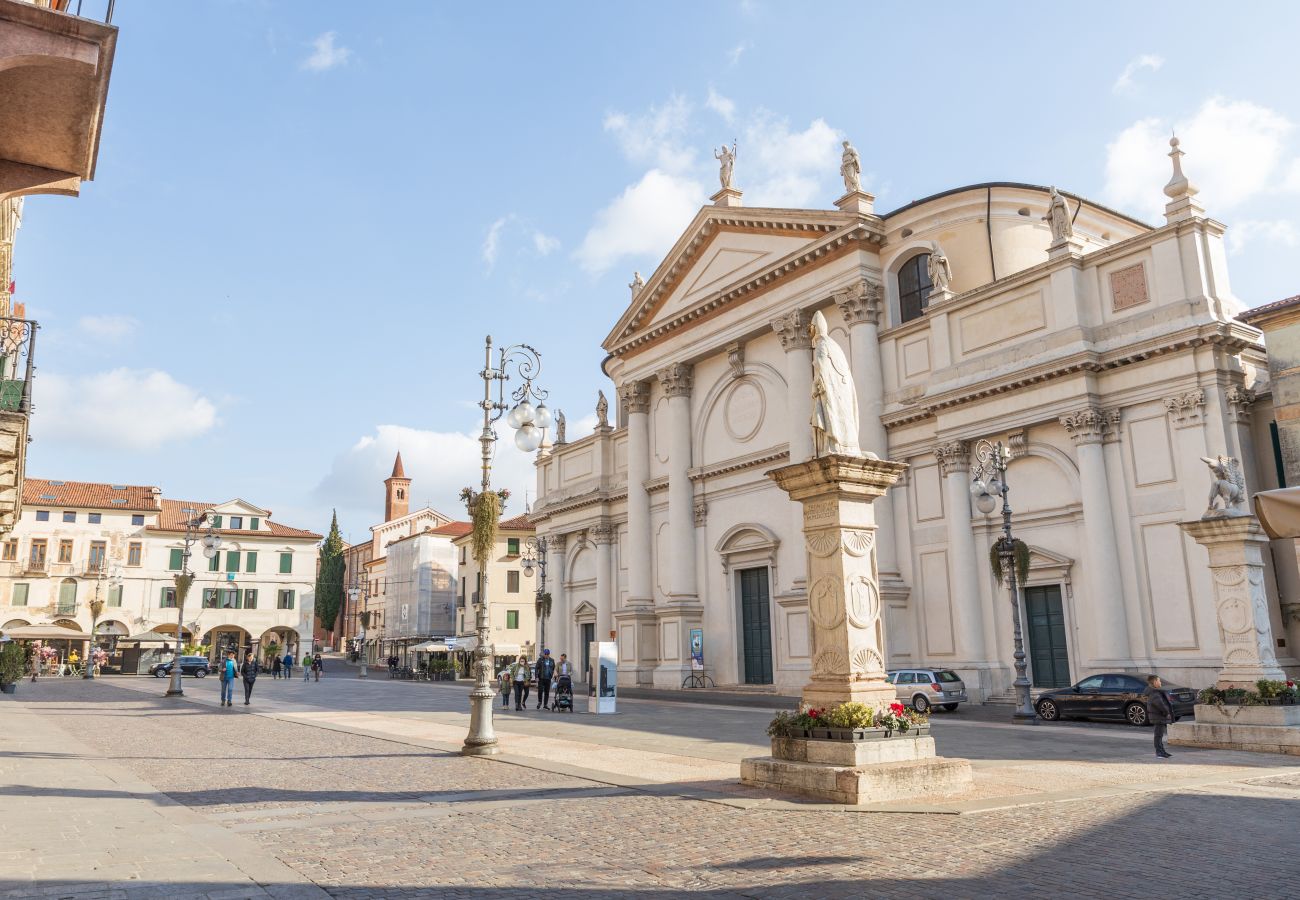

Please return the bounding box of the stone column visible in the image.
[619,380,653,607]
[933,440,987,664]
[592,521,616,641]
[1059,408,1131,661]
[1180,516,1286,688]
[658,363,697,604]
[835,280,903,587]
[546,532,567,656]
[772,310,813,464]
[767,455,907,711]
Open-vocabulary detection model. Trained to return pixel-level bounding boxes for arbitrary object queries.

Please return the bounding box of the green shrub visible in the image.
[824,701,875,729]
[0,642,24,683]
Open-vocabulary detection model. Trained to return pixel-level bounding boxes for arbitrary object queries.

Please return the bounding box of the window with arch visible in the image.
[396,488,405,500]
[897,252,933,324]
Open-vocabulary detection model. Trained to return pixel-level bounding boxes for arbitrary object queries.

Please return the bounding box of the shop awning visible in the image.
[0,624,94,641]
[411,641,451,652]
[120,630,178,644]
[1255,488,1300,538]
[449,638,520,656]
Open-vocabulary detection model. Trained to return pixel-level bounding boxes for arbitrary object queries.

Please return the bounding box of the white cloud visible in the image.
[1112,54,1164,93]
[603,95,696,173]
[727,42,750,66]
[301,31,351,72]
[706,87,735,124]
[77,314,137,341]
[574,169,704,275]
[34,369,217,451]
[482,215,513,269]
[1227,219,1300,255]
[532,231,560,256]
[1284,159,1300,192]
[313,423,537,526]
[742,111,841,207]
[1103,97,1295,219]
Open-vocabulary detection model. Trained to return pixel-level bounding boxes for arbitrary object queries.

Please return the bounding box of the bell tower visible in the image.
[384,452,410,522]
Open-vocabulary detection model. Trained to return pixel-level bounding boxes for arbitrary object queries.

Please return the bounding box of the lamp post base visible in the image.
[164,687,184,697]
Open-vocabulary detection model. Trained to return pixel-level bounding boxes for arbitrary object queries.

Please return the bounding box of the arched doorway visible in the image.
[95,619,129,653]
[259,627,299,664]
[203,625,252,663]
[2,618,30,630]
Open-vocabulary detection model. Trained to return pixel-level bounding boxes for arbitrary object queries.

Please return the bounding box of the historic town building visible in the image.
[452,514,538,672]
[0,478,321,664]
[531,139,1295,698]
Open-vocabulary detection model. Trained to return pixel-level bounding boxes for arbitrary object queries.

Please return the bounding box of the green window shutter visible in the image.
[107,584,122,607]
[168,548,183,571]
[235,589,243,609]
[159,587,169,608]
[279,552,292,574]
[12,583,28,606]
[208,552,219,572]
[246,551,257,573]
[225,550,239,573]
[506,610,519,629]
[250,517,259,531]
[211,514,222,527]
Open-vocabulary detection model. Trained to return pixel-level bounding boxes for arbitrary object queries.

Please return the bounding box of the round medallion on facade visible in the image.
[1218,594,1251,634]
[723,378,765,443]
[809,576,845,630]
[845,575,880,630]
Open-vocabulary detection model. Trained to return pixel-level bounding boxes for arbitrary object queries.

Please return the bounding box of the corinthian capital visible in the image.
[770,309,812,351]
[833,278,883,327]
[1059,407,1111,445]
[590,520,618,545]
[618,380,651,415]
[933,440,970,477]
[657,363,694,398]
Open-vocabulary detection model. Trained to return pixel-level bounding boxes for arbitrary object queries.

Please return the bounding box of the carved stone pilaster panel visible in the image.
[1059,407,1111,445]
[770,309,812,352]
[933,440,970,478]
[1225,385,1256,425]
[1164,389,1206,430]
[693,500,708,526]
[619,380,651,415]
[833,278,884,327]
[657,363,694,398]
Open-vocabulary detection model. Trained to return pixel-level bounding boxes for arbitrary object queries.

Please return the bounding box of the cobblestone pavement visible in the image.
[4,680,1300,899]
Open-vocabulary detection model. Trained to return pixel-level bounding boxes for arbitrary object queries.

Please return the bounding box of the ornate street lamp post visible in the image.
[522,536,549,654]
[462,336,550,757]
[165,510,221,698]
[348,586,365,678]
[971,440,1036,724]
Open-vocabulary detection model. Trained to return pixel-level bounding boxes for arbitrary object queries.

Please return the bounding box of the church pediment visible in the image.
[604,205,879,353]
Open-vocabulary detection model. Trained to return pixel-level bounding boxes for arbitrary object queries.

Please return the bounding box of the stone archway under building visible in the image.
[2,618,30,630]
[203,625,252,662]
[258,627,300,662]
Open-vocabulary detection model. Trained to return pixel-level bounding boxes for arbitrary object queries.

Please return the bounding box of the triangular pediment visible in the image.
[603,205,867,351]
[211,499,272,517]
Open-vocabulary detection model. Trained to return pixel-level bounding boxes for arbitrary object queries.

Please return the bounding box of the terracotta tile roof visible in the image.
[429,521,472,537]
[499,514,534,531]
[23,478,161,512]
[1239,294,1300,324]
[147,499,322,541]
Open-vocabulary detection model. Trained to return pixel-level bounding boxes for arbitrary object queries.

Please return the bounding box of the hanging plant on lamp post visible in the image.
[988,538,1030,586]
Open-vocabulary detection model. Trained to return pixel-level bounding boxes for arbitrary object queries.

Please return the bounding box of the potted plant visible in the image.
[0,642,25,693]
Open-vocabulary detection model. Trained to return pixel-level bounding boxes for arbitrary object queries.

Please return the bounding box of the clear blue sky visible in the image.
[14,1,1300,541]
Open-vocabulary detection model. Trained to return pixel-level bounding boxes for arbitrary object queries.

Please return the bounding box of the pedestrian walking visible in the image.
[302,651,312,681]
[313,652,323,682]
[219,651,237,707]
[282,651,293,681]
[240,650,258,706]
[510,655,530,710]
[1145,674,1174,759]
[498,665,512,708]
[535,649,555,710]
[272,654,282,680]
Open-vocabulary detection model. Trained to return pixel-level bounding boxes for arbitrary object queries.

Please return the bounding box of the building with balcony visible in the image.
[0,478,322,664]
[531,141,1294,697]
[452,514,537,672]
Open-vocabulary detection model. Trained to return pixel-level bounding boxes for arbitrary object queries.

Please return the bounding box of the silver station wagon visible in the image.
[886,668,968,713]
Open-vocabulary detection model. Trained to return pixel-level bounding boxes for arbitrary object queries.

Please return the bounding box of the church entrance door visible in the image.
[580,622,595,685]
[1025,585,1070,688]
[738,567,773,685]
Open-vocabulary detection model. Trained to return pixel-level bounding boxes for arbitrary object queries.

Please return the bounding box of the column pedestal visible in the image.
[651,606,704,688]
[613,607,658,686]
[740,454,972,804]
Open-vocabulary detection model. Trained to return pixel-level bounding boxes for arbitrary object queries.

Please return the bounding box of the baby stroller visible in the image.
[551,674,574,712]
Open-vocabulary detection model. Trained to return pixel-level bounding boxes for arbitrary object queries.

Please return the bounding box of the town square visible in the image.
[3,1,1300,897]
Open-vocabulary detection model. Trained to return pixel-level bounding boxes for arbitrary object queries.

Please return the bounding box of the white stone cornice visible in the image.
[771,309,812,352]
[688,446,791,483]
[619,380,651,415]
[933,440,970,477]
[657,362,694,398]
[1164,389,1206,430]
[1059,407,1112,445]
[833,278,883,327]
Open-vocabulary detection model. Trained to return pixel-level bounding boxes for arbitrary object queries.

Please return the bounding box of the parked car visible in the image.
[886,668,968,713]
[1034,673,1197,725]
[149,656,211,678]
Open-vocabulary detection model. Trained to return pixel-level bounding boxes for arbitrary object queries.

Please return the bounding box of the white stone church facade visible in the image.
[531,144,1297,699]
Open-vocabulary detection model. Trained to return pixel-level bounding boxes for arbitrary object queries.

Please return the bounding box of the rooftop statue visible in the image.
[1045,185,1073,243]
[628,271,644,298]
[714,141,737,190]
[927,242,952,294]
[596,390,609,428]
[840,140,861,193]
[809,310,860,457]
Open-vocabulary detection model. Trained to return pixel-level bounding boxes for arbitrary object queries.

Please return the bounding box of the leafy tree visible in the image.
[315,510,345,642]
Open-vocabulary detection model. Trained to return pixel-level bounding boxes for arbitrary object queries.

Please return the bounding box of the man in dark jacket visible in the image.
[240,650,259,706]
[1144,674,1174,758]
[535,649,556,709]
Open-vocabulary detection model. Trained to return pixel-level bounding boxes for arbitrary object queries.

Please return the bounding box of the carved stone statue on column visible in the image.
[596,391,609,428]
[714,141,736,190]
[554,410,566,444]
[840,140,861,193]
[809,310,861,457]
[1202,455,1247,517]
[927,243,952,295]
[1045,186,1073,244]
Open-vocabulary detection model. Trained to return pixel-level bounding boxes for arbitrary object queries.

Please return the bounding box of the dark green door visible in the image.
[1025,585,1070,688]
[739,567,773,685]
[580,623,595,683]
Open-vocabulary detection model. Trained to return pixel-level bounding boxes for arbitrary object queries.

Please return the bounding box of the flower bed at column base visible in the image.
[1168,703,1300,756]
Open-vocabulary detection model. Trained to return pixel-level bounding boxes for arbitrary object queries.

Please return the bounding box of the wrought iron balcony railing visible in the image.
[0,317,35,415]
[27,1,116,25]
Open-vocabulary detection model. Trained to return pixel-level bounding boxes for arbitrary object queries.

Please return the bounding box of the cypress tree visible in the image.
[315,510,345,642]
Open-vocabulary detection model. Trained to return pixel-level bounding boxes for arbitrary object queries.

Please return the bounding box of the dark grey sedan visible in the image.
[1034,673,1196,726]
